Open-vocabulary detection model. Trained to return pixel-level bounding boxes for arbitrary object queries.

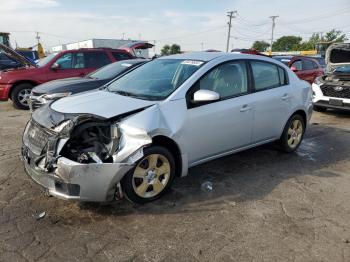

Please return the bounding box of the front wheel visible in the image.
[278,114,305,153]
[11,83,33,110]
[121,146,176,204]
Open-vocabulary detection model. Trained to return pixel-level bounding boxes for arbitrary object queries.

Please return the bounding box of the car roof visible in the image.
[158,51,272,62]
[159,51,227,61]
[61,48,129,53]
[118,58,150,64]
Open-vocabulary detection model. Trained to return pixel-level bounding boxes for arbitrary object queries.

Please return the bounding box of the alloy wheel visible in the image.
[287,119,303,149]
[17,89,31,107]
[132,154,171,198]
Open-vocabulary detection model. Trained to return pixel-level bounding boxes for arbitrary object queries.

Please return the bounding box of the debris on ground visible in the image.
[33,211,46,220]
[201,181,213,192]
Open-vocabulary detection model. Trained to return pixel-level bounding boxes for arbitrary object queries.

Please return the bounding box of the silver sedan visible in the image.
[21,52,313,203]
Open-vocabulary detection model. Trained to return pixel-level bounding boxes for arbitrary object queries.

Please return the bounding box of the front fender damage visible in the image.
[36,111,153,201]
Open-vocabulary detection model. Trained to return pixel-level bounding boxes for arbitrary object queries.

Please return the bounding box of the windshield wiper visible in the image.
[112,90,136,97]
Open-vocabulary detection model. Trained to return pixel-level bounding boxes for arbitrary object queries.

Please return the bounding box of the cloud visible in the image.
[2,0,58,11]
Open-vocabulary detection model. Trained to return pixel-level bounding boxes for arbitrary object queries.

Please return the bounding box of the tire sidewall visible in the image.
[280,114,305,153]
[11,83,33,110]
[121,146,176,204]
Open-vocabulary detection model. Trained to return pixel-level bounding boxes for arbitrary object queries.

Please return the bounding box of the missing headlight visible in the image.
[60,121,117,164]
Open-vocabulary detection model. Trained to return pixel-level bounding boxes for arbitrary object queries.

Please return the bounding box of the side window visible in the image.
[84,51,110,68]
[196,61,248,99]
[291,60,302,71]
[73,52,85,69]
[302,59,317,70]
[55,53,73,69]
[251,61,281,91]
[112,52,133,61]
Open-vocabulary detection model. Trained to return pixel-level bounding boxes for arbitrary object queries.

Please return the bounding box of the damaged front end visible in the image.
[21,105,152,202]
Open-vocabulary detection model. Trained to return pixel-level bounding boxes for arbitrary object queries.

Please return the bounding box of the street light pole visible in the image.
[269,15,278,55]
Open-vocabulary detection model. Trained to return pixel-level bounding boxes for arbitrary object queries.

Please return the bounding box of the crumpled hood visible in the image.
[326,43,350,72]
[50,90,157,118]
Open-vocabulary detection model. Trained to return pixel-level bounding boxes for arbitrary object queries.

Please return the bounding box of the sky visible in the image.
[1,0,350,54]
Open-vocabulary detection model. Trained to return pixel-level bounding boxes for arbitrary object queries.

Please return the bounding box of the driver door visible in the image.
[46,52,87,81]
[181,60,254,165]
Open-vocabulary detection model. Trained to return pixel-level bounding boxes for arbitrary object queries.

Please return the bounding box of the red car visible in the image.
[0,47,134,109]
[288,56,324,84]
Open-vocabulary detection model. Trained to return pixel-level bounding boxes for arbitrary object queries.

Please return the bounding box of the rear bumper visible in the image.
[0,83,12,100]
[21,145,134,202]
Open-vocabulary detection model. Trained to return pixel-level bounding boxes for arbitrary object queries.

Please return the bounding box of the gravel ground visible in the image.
[0,101,350,262]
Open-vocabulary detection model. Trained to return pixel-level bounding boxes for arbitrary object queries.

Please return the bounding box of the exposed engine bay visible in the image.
[60,122,116,164]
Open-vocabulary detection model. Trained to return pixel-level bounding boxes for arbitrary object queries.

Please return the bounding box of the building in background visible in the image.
[50,39,153,58]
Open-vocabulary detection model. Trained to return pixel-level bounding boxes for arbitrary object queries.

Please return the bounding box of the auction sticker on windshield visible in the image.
[181,60,204,66]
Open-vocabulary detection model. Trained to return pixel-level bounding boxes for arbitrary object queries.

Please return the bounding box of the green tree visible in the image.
[170,44,181,54]
[161,44,171,56]
[323,29,347,42]
[272,36,302,51]
[161,44,181,56]
[251,41,270,52]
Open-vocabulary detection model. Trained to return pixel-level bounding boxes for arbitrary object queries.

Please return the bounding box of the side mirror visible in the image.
[290,66,298,72]
[192,90,220,103]
[51,63,60,70]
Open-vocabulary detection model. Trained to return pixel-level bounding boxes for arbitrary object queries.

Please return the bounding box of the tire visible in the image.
[313,105,327,112]
[11,83,33,110]
[121,146,176,204]
[278,114,305,153]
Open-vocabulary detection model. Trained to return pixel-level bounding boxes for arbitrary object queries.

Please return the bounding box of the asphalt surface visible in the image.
[0,101,350,262]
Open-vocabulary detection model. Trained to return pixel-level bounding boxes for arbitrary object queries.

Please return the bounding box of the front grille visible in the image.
[25,121,51,154]
[320,85,350,99]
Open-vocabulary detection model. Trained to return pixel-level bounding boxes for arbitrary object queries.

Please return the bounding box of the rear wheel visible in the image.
[278,114,305,153]
[121,146,176,204]
[313,105,327,112]
[11,83,33,110]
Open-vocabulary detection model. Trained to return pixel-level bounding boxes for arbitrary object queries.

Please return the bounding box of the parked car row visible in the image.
[21,52,313,204]
[0,42,151,109]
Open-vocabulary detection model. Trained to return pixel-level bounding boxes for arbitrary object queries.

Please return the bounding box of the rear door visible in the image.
[83,51,112,75]
[249,60,291,143]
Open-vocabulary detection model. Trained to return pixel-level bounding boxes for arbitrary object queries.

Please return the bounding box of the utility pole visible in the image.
[269,15,278,55]
[122,33,125,40]
[226,11,237,52]
[35,31,40,45]
[201,42,204,51]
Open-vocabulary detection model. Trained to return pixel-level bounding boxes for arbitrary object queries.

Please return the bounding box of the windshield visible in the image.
[334,66,350,73]
[88,60,141,80]
[37,53,57,67]
[107,59,204,100]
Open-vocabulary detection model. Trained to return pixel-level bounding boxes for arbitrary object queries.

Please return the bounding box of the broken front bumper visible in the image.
[21,146,134,202]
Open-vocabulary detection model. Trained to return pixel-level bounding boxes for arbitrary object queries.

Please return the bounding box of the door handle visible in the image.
[240,104,252,112]
[281,94,290,100]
